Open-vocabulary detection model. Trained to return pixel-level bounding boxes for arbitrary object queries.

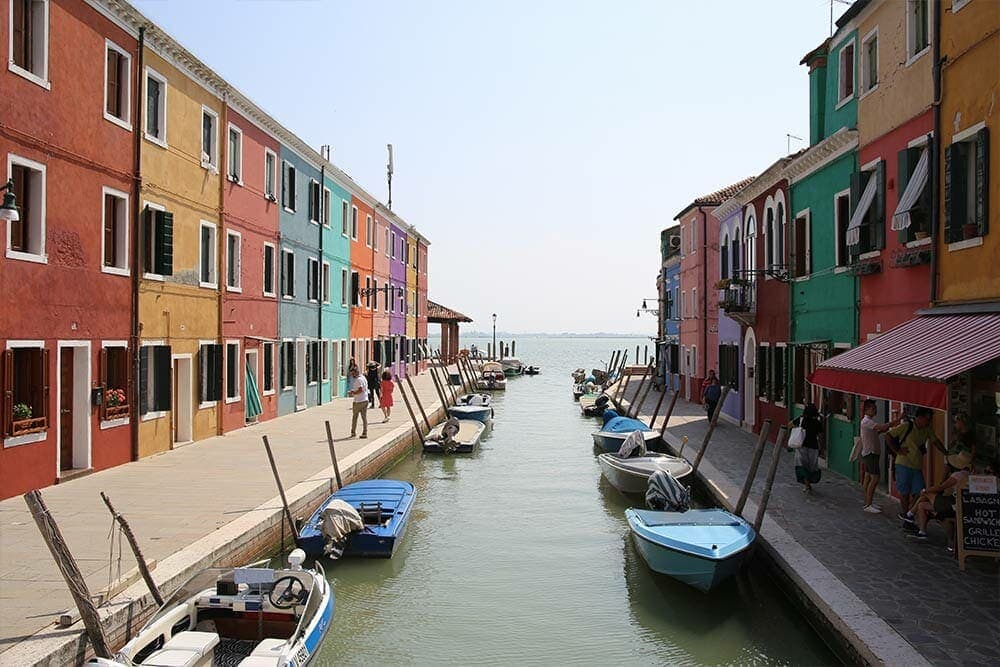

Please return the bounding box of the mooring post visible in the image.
[735,420,773,517]
[659,390,681,436]
[646,382,668,430]
[323,421,344,489]
[644,344,648,365]
[405,373,432,432]
[754,425,790,533]
[100,492,163,606]
[691,386,732,473]
[511,340,516,357]
[433,350,459,404]
[499,340,504,360]
[395,375,426,447]
[424,354,448,408]
[261,436,298,538]
[635,345,639,364]
[628,363,655,419]
[24,490,113,659]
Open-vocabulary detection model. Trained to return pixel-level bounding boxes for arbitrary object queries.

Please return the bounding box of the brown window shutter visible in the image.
[2,349,12,436]
[12,0,28,70]
[41,348,50,425]
[106,50,118,116]
[104,195,115,266]
[99,347,108,420]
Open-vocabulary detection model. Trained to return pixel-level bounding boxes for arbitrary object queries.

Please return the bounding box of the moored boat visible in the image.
[501,358,524,377]
[592,410,662,452]
[476,362,507,391]
[457,393,492,406]
[523,365,540,375]
[448,404,493,423]
[423,418,487,453]
[579,393,610,416]
[598,453,693,494]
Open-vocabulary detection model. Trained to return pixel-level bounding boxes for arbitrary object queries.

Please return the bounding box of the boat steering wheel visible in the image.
[269,576,307,609]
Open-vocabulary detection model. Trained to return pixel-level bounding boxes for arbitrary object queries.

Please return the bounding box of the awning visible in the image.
[846,173,878,246]
[891,147,928,231]
[809,313,1000,409]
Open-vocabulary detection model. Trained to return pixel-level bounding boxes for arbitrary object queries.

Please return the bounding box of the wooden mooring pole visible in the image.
[646,383,668,430]
[99,492,163,606]
[405,372,432,432]
[735,420,772,517]
[424,354,449,407]
[658,390,680,436]
[754,425,790,533]
[628,363,655,419]
[23,490,113,659]
[395,375,426,445]
[323,421,344,490]
[691,386,731,473]
[261,436,298,538]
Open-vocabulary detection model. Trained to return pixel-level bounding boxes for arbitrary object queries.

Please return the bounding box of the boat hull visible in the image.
[592,429,663,453]
[423,419,486,453]
[448,405,493,423]
[597,454,692,494]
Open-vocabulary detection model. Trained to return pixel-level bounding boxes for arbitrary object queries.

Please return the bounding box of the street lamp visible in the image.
[492,313,497,360]
[0,180,19,222]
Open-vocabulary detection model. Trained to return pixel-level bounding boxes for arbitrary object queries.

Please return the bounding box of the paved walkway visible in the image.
[621,380,1000,667]
[0,370,444,654]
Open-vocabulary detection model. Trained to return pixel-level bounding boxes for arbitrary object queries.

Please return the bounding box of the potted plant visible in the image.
[104,388,129,419]
[106,388,126,407]
[12,403,32,421]
[714,278,732,290]
[963,222,979,239]
[914,231,929,240]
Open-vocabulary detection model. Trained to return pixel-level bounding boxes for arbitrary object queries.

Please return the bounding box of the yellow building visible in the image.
[138,35,225,456]
[937,0,999,304]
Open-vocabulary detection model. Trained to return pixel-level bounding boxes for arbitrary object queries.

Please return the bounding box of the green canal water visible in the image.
[314,337,836,665]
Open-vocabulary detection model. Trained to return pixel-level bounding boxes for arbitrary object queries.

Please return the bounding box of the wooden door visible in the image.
[59,351,73,470]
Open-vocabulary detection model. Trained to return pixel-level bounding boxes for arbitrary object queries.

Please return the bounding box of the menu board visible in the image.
[956,475,1000,570]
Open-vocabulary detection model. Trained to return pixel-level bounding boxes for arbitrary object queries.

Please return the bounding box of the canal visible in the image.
[316,337,836,665]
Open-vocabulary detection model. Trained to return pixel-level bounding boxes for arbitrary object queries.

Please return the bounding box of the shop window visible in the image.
[139,345,171,416]
[101,345,129,421]
[262,342,274,394]
[945,128,989,243]
[3,346,49,436]
[280,342,295,390]
[198,343,222,403]
[105,41,131,126]
[226,342,239,402]
[7,157,46,260]
[143,206,174,277]
[102,189,129,273]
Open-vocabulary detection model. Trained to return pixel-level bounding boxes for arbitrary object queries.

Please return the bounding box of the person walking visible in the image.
[888,407,940,524]
[701,371,722,420]
[859,399,902,513]
[348,366,369,438]
[790,403,823,493]
[380,371,394,423]
[366,362,381,409]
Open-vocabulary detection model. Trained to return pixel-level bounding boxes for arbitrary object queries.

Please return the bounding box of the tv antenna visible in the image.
[830,0,853,37]
[386,144,394,211]
[787,133,804,154]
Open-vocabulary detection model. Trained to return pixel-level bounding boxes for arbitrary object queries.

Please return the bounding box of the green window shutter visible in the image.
[873,160,885,249]
[155,211,174,276]
[143,207,154,273]
[139,346,149,415]
[944,144,955,241]
[976,127,989,236]
[897,148,912,243]
[153,346,172,411]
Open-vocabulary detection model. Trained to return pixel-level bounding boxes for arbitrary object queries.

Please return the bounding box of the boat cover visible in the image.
[646,470,690,512]
[602,410,651,433]
[320,499,364,544]
[618,430,648,458]
[459,393,491,406]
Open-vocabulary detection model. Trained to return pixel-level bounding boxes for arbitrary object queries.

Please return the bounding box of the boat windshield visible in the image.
[141,568,229,631]
[291,566,325,642]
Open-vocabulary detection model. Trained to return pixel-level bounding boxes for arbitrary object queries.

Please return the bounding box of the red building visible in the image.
[1,0,137,497]
[220,101,281,432]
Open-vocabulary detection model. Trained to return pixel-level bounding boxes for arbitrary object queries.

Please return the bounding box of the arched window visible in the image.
[720,229,730,280]
[746,214,757,281]
[732,227,741,274]
[776,201,785,269]
[765,207,775,270]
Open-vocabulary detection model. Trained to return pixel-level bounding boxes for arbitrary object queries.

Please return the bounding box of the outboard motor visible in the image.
[594,394,610,410]
[646,470,690,512]
[618,430,647,458]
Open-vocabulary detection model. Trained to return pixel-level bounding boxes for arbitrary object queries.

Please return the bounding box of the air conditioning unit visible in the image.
[669,236,681,248]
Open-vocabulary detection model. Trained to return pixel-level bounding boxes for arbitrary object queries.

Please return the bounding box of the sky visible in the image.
[131,0,850,336]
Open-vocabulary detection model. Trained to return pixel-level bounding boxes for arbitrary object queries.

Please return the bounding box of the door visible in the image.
[295,340,307,409]
[172,357,193,444]
[59,351,74,471]
[331,341,340,397]
[743,328,756,429]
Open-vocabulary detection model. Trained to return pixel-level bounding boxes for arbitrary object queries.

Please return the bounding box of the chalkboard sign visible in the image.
[956,475,1000,571]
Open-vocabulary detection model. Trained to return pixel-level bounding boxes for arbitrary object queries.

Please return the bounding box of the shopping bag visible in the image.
[788,426,806,449]
[849,436,863,462]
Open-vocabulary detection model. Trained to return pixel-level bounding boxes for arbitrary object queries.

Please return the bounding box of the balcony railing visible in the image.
[719,281,755,315]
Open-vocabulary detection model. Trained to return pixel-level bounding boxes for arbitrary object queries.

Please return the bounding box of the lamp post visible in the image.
[492,313,497,361]
[0,179,20,222]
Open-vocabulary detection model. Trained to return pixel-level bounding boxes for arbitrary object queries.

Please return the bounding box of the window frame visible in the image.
[322,261,331,304]
[139,340,169,421]
[99,341,130,426]
[280,340,295,391]
[6,153,47,264]
[341,200,349,237]
[860,27,878,97]
[143,66,168,148]
[103,38,131,130]
[262,242,276,297]
[307,257,320,303]
[365,215,373,248]
[225,229,242,292]
[836,39,856,108]
[141,201,170,280]
[8,0,50,89]
[200,106,219,171]
[101,186,129,276]
[793,209,811,280]
[281,248,295,299]
[226,123,243,185]
[198,220,218,289]
[225,340,240,404]
[282,161,296,213]
[833,189,851,268]
[262,342,275,395]
[3,340,49,445]
[322,187,331,227]
[341,268,349,307]
[263,149,278,201]
[906,0,931,65]
[351,205,358,240]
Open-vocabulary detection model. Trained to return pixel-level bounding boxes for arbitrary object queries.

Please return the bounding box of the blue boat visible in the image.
[625,508,756,592]
[592,409,662,452]
[448,404,493,423]
[297,479,416,559]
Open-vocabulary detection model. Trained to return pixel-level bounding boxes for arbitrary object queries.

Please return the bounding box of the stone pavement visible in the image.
[0,370,443,655]
[621,381,1000,667]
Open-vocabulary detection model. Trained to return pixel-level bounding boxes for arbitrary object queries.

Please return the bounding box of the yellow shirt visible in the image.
[889,422,936,470]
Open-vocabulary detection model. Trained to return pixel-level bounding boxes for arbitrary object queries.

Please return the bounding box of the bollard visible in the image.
[754,425,790,533]
[691,386,732,473]
[735,420,772,517]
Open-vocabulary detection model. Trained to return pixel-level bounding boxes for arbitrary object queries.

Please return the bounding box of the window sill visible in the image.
[8,63,50,90]
[263,291,276,298]
[265,193,277,203]
[141,411,167,422]
[858,84,879,101]
[859,250,881,260]
[794,275,811,282]
[143,273,166,282]
[948,236,984,252]
[834,266,850,274]
[225,396,240,405]
[198,401,217,410]
[835,94,854,111]
[100,417,129,430]
[282,295,295,300]
[906,46,930,68]
[227,178,244,187]
[104,113,132,132]
[281,386,294,392]
[284,207,296,214]
[323,300,331,305]
[6,250,48,264]
[833,414,852,423]
[905,237,932,248]
[308,298,319,304]
[102,265,130,277]
[263,389,276,396]
[227,285,243,294]
[4,431,47,448]
[143,133,168,149]
[201,161,219,172]
[199,281,218,289]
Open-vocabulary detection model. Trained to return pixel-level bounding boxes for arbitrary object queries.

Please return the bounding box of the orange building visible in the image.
[349,194,375,367]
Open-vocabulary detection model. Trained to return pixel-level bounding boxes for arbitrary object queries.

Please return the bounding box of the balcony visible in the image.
[718,279,755,327]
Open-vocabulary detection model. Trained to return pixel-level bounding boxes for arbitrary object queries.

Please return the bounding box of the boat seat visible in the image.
[359,501,385,525]
[237,638,285,666]
[141,631,218,667]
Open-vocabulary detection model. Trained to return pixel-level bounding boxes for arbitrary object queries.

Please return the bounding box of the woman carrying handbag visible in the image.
[789,403,823,494]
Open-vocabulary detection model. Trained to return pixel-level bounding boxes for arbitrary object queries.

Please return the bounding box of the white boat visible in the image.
[598,452,693,494]
[87,550,332,667]
[475,362,507,391]
[456,393,492,406]
[423,418,487,453]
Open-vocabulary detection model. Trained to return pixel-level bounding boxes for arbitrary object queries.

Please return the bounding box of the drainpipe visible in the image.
[317,164,325,405]
[701,208,709,392]
[929,0,942,306]
[129,26,146,462]
[217,92,227,435]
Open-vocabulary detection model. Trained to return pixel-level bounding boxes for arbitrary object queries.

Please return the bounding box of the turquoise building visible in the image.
[323,169,352,399]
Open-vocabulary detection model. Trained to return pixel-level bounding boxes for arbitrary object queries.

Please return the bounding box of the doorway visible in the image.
[295,339,307,410]
[245,349,260,424]
[331,341,341,397]
[172,356,193,445]
[743,328,757,429]
[57,343,91,474]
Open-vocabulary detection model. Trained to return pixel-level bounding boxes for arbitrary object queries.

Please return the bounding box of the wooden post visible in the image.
[658,390,680,436]
[395,375,425,445]
[99,492,163,606]
[459,356,475,393]
[440,353,460,404]
[404,373,432,432]
[511,340,516,357]
[692,386,732,473]
[499,340,504,360]
[644,344,648,365]
[635,345,639,364]
[424,353,449,407]
[261,436,298,538]
[23,490,113,659]
[735,420,772,517]
[646,383,668,429]
[754,425,790,533]
[627,363,654,418]
[323,421,343,489]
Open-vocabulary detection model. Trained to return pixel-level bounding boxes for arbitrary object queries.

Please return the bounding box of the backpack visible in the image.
[886,421,914,456]
[705,383,722,402]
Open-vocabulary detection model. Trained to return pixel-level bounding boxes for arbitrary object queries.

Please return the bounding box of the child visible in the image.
[380,371,394,423]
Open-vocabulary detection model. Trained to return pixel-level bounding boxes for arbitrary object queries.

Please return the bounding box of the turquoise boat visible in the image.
[625,508,756,592]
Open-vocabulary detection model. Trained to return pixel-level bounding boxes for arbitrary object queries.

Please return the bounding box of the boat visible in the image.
[523,365,540,375]
[579,393,610,417]
[572,384,586,400]
[501,358,524,377]
[448,404,493,423]
[297,479,416,558]
[476,362,507,391]
[423,418,486,453]
[598,452,692,494]
[592,410,662,452]
[456,393,491,406]
[86,550,332,667]
[626,507,756,592]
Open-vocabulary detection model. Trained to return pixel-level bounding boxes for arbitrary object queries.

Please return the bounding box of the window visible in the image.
[391,231,397,259]
[7,155,46,261]
[793,211,811,278]
[366,215,373,247]
[837,41,855,105]
[945,127,990,242]
[263,243,275,297]
[850,162,885,255]
[226,342,240,403]
[281,249,295,298]
[764,207,774,269]
[745,214,757,279]
[227,125,243,184]
[280,341,295,390]
[861,30,878,93]
[412,244,418,269]
[689,220,696,253]
[385,228,390,256]
[907,0,929,60]
[692,288,697,318]
[322,262,330,303]
[373,221,379,251]
[340,340,348,378]
[350,271,359,306]
[775,202,785,270]
[680,291,686,319]
[262,342,275,394]
[226,231,241,291]
[307,341,320,384]
[100,344,129,421]
[307,258,320,302]
[341,201,349,236]
[308,180,320,223]
[773,345,786,404]
[104,40,131,127]
[351,206,358,240]
[372,278,378,311]
[322,341,330,381]
[341,268,348,306]
[718,344,739,390]
[720,231,729,280]
[389,283,395,313]
[199,221,217,288]
[322,188,331,226]
[198,343,222,404]
[282,162,296,211]
[264,150,277,201]
[834,191,851,267]
[102,188,128,274]
[144,68,167,146]
[895,145,931,242]
[139,344,171,416]
[731,228,741,274]
[10,0,48,86]
[757,346,770,400]
[365,276,372,309]
[200,108,218,170]
[3,344,49,436]
[143,205,173,277]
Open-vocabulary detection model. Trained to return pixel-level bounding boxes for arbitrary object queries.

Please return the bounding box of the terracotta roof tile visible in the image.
[674,176,757,219]
[427,301,473,323]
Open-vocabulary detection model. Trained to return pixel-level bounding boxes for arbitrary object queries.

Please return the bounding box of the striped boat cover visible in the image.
[618,430,648,458]
[646,470,689,512]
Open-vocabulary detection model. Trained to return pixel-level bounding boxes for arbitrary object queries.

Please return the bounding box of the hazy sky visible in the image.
[132,0,849,335]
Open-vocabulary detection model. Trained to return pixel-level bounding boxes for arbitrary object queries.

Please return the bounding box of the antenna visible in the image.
[386,144,394,211]
[786,133,804,154]
[830,0,853,37]
[320,145,331,161]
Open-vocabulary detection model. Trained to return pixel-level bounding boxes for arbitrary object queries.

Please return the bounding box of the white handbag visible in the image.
[788,426,807,449]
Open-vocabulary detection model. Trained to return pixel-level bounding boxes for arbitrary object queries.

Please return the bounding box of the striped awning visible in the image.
[809,313,1000,409]
[891,147,928,231]
[846,174,878,246]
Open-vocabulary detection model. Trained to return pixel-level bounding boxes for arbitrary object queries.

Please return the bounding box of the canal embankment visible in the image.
[617,376,999,666]
[0,370,448,667]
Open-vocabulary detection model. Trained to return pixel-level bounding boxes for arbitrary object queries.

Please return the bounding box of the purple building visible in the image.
[389,222,408,377]
[714,204,744,425]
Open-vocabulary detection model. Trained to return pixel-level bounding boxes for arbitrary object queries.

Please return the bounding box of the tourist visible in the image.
[347,367,369,438]
[380,371,394,423]
[348,357,358,375]
[889,407,940,524]
[702,371,722,420]
[906,450,973,548]
[859,400,902,513]
[790,403,822,493]
[366,362,381,409]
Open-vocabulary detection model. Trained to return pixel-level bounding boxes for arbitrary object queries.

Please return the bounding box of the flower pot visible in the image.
[914,231,929,240]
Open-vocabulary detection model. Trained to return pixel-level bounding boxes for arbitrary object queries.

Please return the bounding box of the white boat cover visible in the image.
[320,499,364,546]
[618,430,648,458]
[646,470,689,512]
[460,393,491,406]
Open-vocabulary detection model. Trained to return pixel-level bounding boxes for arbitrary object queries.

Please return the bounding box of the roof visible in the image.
[427,301,473,323]
[800,38,831,66]
[835,0,872,30]
[673,177,757,220]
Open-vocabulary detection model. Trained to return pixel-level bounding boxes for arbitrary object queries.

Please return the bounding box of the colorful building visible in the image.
[657,226,681,392]
[711,206,746,423]
[388,221,407,376]
[372,205,391,372]
[323,171,352,399]
[349,195,375,369]
[416,233,430,373]
[405,228,418,373]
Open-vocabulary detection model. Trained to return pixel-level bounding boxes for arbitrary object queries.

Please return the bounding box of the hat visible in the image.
[367,361,379,369]
[947,450,973,470]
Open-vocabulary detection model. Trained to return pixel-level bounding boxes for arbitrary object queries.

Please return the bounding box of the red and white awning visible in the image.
[809,313,1000,409]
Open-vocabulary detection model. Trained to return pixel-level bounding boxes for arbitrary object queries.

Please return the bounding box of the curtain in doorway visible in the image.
[245,359,263,421]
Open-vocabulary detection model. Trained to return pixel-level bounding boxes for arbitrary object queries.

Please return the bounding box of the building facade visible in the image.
[657,226,681,392]
[713,207,745,423]
[389,221,407,377]
[349,194,374,369]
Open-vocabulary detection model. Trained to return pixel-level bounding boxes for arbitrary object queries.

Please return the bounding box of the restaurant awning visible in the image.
[846,173,878,246]
[891,147,929,231]
[809,313,1000,409]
